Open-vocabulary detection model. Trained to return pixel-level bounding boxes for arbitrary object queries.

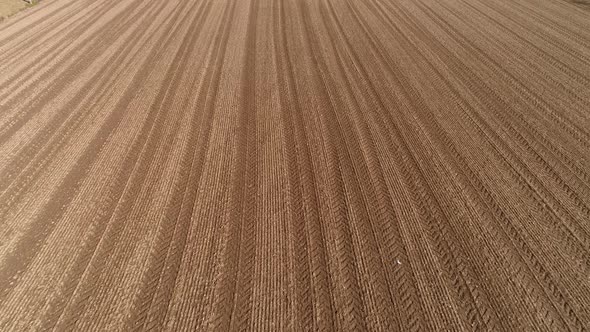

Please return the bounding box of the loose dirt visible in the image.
[0,0,589,330]
[0,0,27,20]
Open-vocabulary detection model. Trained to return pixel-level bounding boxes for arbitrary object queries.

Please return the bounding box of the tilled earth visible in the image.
[0,0,589,330]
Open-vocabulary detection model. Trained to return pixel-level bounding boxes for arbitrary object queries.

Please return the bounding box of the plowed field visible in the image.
[0,0,589,330]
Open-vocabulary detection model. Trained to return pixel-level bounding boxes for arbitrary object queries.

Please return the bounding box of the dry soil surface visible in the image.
[0,0,589,331]
[0,0,27,20]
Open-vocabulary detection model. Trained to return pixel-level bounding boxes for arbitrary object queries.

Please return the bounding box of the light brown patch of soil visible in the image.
[0,0,26,19]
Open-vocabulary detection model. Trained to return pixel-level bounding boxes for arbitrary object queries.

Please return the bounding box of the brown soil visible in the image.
[0,0,27,19]
[0,0,589,330]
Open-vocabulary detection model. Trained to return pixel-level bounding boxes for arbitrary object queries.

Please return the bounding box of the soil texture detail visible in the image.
[0,0,590,330]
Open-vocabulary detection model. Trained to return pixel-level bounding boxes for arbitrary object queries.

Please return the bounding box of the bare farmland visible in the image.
[0,0,589,330]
